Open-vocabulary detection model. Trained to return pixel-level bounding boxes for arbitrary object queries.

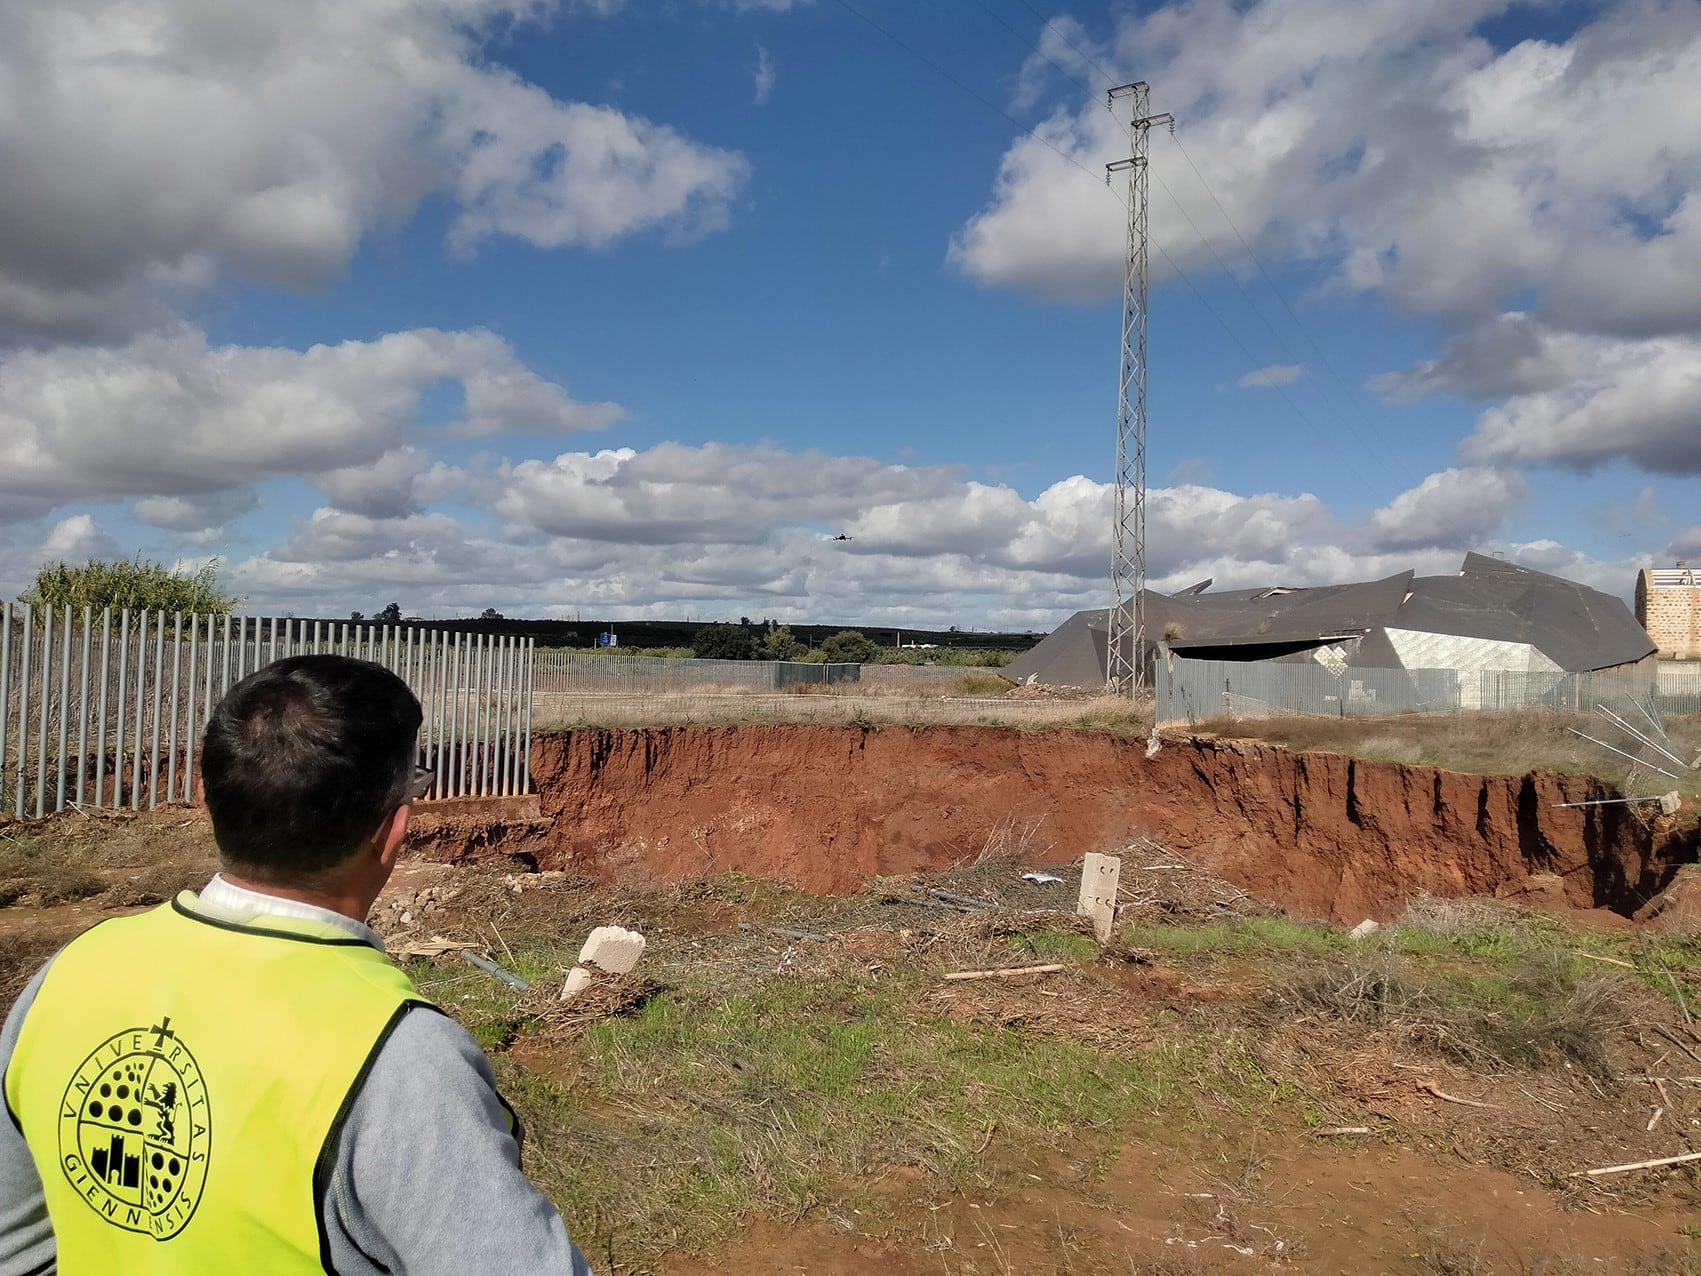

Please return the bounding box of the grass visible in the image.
[445,924,1279,1266]
[1123,915,1350,957]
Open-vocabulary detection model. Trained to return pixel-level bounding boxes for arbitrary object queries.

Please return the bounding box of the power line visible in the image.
[1004,0,1122,90]
[833,0,1377,485]
[1162,128,1415,481]
[965,1,1411,487]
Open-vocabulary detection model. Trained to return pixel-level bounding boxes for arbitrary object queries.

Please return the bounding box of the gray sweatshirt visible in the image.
[0,891,593,1276]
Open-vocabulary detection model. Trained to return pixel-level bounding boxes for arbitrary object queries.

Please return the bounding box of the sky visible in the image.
[1,0,1699,630]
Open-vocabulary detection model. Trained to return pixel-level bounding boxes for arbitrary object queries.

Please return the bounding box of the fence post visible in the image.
[166,613,183,805]
[0,604,10,815]
[148,612,166,810]
[75,607,93,808]
[55,605,74,814]
[35,604,53,817]
[522,637,534,795]
[14,604,30,819]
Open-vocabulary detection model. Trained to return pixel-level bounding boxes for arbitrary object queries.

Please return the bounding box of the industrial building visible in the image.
[1007,554,1657,707]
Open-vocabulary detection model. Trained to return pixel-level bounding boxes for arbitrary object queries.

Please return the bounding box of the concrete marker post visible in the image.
[1077,851,1122,943]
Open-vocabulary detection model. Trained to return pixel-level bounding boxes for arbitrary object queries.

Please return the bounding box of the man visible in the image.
[1,655,592,1274]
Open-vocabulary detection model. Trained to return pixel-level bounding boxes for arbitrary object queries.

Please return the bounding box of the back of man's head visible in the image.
[201,655,424,883]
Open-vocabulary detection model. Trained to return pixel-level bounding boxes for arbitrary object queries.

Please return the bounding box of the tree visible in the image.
[761,625,807,662]
[375,602,403,624]
[480,607,504,621]
[691,622,758,660]
[818,629,880,664]
[21,557,240,615]
[350,610,366,622]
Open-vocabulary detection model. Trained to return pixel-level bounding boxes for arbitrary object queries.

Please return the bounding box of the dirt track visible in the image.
[417,727,1699,924]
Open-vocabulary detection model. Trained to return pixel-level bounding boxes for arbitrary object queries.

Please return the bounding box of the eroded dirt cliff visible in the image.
[507,726,1698,922]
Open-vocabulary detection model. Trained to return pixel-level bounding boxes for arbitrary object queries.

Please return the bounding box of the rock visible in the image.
[560,966,595,999]
[579,925,646,974]
[1349,919,1380,940]
[1659,791,1682,817]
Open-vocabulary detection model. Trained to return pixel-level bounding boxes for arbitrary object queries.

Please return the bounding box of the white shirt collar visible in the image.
[196,873,386,952]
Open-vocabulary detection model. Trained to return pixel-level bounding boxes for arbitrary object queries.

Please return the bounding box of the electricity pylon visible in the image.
[1106,82,1171,696]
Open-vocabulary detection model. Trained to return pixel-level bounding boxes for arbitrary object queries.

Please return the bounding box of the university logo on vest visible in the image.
[56,1017,212,1239]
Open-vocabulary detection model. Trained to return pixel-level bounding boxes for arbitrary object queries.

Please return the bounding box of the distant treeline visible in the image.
[320,617,1044,655]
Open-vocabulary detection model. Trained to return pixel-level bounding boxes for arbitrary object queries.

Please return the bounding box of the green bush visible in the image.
[20,557,240,616]
[691,623,759,660]
[818,630,881,664]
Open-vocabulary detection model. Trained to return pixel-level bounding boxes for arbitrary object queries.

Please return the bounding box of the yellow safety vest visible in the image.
[4,894,429,1274]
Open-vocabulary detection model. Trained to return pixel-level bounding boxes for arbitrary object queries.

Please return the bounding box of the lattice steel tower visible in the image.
[1106,82,1171,695]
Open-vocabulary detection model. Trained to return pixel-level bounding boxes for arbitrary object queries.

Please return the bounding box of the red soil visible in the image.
[499,726,1698,924]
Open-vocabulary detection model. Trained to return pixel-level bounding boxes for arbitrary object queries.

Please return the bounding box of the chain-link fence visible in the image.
[1156,651,1698,725]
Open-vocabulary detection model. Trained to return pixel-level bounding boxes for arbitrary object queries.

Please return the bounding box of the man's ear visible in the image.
[376,802,411,870]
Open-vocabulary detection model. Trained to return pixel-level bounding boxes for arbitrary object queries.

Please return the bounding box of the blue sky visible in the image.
[1,0,1699,629]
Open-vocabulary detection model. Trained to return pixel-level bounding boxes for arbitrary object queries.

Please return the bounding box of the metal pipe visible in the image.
[460,950,530,992]
[56,605,74,813]
[16,605,31,819]
[36,603,53,817]
[167,613,183,804]
[0,604,11,816]
[1567,728,1681,780]
[313,619,323,654]
[1596,704,1687,769]
[1553,795,1670,809]
[148,611,167,809]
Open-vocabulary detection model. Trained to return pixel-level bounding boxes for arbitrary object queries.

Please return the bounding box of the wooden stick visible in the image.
[1647,1107,1664,1132]
[942,963,1067,981]
[1569,1150,1701,1179]
[1573,950,1636,970]
[1653,1076,1674,1109]
[1417,1080,1498,1109]
[1654,1025,1701,1068]
[1313,1126,1372,1136]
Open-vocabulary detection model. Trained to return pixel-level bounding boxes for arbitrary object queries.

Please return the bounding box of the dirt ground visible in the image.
[4,718,1701,1274]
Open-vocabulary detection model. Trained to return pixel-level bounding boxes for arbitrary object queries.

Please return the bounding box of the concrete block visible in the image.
[1349,919,1380,940]
[1077,852,1121,943]
[561,966,594,1000]
[1659,791,1682,817]
[578,925,647,974]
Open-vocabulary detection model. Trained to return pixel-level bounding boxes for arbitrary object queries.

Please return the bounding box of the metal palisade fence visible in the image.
[0,604,534,818]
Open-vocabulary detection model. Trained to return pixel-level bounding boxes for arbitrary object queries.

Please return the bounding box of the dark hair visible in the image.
[200,655,423,881]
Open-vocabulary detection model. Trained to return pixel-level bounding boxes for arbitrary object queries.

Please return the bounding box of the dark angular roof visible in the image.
[1004,555,1653,688]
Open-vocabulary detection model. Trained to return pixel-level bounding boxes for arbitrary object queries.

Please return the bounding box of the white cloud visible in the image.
[951,0,1701,336]
[1365,467,1526,552]
[1449,328,1701,474]
[133,490,261,536]
[0,325,618,504]
[111,446,1630,623]
[1237,364,1303,389]
[38,515,120,565]
[1668,527,1701,562]
[0,0,750,339]
[753,45,775,106]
